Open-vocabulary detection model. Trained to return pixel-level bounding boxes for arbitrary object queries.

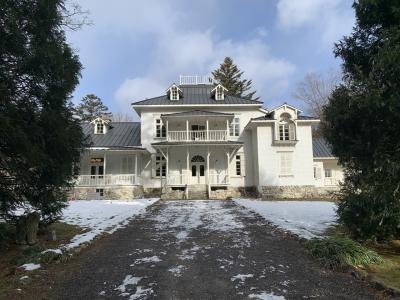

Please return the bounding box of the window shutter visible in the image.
[289,123,296,140]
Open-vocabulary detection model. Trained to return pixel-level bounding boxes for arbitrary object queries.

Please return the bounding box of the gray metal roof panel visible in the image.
[132,85,262,106]
[313,138,335,158]
[82,122,141,148]
[161,110,234,118]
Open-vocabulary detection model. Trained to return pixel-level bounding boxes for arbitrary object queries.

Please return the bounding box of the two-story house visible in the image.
[71,75,343,200]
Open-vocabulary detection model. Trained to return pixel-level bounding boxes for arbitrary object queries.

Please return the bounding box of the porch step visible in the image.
[187,185,208,200]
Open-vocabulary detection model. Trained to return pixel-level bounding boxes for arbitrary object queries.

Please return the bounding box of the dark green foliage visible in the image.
[0,1,86,224]
[75,94,112,121]
[306,237,383,270]
[212,57,259,101]
[323,0,400,240]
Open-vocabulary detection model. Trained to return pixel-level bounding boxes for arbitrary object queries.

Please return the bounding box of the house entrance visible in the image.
[191,155,205,184]
[90,157,104,179]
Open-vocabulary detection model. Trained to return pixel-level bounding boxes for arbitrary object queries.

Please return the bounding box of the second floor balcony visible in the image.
[167,129,228,142]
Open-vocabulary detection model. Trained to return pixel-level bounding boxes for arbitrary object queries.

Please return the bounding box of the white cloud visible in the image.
[115,78,165,107]
[276,0,355,46]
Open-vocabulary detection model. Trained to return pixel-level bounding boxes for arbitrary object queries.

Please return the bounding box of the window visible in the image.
[229,117,240,137]
[325,169,332,178]
[170,86,179,100]
[96,188,104,197]
[278,113,295,141]
[314,165,322,179]
[280,152,293,175]
[155,119,166,138]
[235,155,241,176]
[155,155,166,177]
[216,85,224,100]
[95,122,104,134]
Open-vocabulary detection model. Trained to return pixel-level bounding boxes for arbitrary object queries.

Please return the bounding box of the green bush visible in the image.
[306,237,383,270]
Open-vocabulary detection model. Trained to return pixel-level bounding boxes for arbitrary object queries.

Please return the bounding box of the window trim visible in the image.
[154,154,166,178]
[170,86,179,101]
[155,118,166,138]
[94,122,105,134]
[229,117,240,137]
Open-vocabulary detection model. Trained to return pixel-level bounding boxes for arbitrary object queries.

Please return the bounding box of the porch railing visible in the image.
[209,172,229,185]
[165,171,229,186]
[75,174,141,186]
[167,130,228,142]
[324,177,340,186]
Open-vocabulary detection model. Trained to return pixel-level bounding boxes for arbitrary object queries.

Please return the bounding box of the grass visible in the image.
[305,237,383,270]
[0,222,83,298]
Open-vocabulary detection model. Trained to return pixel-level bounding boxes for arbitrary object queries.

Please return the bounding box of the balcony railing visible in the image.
[165,171,229,186]
[75,174,141,186]
[324,177,340,186]
[167,130,228,142]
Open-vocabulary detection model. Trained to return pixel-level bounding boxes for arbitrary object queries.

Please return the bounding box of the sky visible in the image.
[66,0,355,119]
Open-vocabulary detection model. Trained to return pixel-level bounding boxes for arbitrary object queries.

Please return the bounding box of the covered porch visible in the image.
[76,149,144,187]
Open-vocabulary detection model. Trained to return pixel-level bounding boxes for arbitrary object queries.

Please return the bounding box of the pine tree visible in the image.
[212,57,259,101]
[0,0,87,243]
[323,0,400,240]
[75,94,112,121]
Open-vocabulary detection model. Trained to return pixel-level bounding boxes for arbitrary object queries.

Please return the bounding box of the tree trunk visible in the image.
[15,212,41,245]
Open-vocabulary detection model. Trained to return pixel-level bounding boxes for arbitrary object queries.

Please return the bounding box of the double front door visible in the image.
[190,155,205,184]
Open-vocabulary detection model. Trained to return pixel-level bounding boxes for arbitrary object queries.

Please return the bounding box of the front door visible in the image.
[90,165,104,178]
[190,155,206,184]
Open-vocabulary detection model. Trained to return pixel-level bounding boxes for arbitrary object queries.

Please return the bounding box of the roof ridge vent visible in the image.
[179,75,214,86]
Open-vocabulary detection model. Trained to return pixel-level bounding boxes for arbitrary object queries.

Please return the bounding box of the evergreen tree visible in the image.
[75,94,112,121]
[323,0,400,240]
[0,0,86,241]
[212,57,259,101]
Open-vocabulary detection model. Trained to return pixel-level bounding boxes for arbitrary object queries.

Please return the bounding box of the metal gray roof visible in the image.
[161,110,234,118]
[313,138,335,158]
[82,122,142,148]
[132,85,263,106]
[252,113,318,121]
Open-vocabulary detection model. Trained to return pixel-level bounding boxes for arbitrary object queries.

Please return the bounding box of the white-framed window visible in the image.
[155,155,166,177]
[216,85,224,100]
[235,155,241,176]
[155,119,166,138]
[95,122,105,134]
[170,86,179,100]
[278,113,295,141]
[324,169,332,178]
[280,152,293,175]
[96,188,104,197]
[229,117,240,137]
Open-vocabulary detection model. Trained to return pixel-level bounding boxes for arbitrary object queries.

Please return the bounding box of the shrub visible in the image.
[306,237,383,270]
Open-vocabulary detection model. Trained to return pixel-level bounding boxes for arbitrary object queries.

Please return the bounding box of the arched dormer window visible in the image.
[212,84,228,100]
[279,113,295,141]
[92,117,109,134]
[167,84,181,101]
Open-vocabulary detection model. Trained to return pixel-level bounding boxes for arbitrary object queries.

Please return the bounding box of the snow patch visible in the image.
[129,286,154,299]
[115,275,142,293]
[234,199,337,239]
[231,274,254,282]
[130,256,162,266]
[41,248,62,255]
[168,265,185,277]
[20,263,41,271]
[249,292,286,300]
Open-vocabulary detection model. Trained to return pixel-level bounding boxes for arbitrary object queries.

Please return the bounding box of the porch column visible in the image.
[103,152,107,186]
[206,119,209,141]
[135,153,138,185]
[226,150,230,184]
[186,119,189,141]
[166,120,169,141]
[226,119,229,138]
[186,146,189,184]
[207,146,210,184]
[166,147,169,184]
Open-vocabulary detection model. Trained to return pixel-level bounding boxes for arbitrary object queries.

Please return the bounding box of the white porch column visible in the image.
[186,119,189,141]
[103,152,107,185]
[206,119,209,141]
[186,146,189,184]
[166,147,169,184]
[135,153,138,185]
[166,120,169,141]
[226,150,230,184]
[207,146,210,184]
[226,119,229,138]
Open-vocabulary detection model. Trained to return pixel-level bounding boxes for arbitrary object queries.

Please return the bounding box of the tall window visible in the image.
[229,117,240,137]
[155,119,166,138]
[95,122,104,134]
[280,152,293,175]
[170,86,179,100]
[235,155,242,176]
[155,155,166,177]
[324,169,332,178]
[216,86,224,100]
[278,113,295,141]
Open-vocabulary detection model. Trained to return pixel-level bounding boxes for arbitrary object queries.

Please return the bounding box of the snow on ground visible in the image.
[130,256,162,266]
[114,275,154,299]
[231,274,254,282]
[234,199,337,239]
[20,263,41,271]
[249,292,286,300]
[61,198,158,249]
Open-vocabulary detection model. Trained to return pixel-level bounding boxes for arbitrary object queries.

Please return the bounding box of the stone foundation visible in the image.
[69,186,144,200]
[209,186,259,200]
[260,185,339,200]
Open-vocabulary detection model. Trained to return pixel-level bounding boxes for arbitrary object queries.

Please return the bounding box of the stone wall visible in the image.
[69,186,144,200]
[260,185,339,200]
[209,186,259,200]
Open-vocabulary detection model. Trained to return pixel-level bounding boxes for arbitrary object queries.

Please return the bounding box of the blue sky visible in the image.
[67,0,355,119]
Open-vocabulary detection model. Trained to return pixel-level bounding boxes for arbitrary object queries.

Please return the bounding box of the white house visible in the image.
[71,75,343,200]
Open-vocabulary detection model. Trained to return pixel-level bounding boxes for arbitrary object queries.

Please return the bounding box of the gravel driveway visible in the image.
[56,200,386,300]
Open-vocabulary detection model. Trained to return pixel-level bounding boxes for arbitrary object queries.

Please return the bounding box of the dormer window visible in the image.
[167,84,181,101]
[279,113,295,141]
[96,122,104,134]
[212,84,228,101]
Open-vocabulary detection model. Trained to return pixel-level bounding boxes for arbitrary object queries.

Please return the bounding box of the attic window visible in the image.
[216,85,224,100]
[170,86,179,100]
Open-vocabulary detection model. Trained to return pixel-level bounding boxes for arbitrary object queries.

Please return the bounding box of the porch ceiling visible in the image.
[161,110,234,119]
